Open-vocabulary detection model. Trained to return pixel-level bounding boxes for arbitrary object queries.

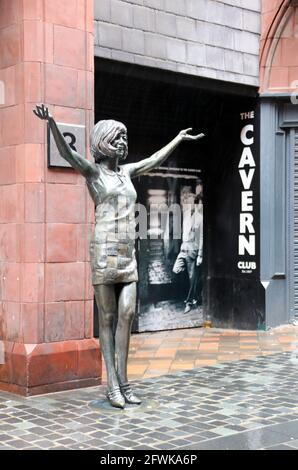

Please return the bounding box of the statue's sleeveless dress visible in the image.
[87,163,138,285]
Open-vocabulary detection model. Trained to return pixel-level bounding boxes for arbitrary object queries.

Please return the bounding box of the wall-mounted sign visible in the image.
[238,111,257,275]
[48,122,86,168]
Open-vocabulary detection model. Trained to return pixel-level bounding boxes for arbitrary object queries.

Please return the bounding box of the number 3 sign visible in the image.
[48,122,86,168]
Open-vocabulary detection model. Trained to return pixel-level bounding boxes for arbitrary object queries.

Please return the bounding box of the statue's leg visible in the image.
[115,281,136,385]
[115,282,141,404]
[94,284,122,400]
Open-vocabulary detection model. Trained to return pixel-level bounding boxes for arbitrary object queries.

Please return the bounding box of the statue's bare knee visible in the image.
[117,306,135,328]
[99,310,116,330]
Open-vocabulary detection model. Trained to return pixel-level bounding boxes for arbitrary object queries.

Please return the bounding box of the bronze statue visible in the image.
[34,104,204,409]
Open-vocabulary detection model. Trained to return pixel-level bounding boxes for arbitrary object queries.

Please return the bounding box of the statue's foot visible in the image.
[107,386,125,409]
[120,382,142,405]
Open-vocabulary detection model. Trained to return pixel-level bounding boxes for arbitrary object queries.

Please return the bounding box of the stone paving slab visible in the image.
[0,351,297,450]
[120,325,298,381]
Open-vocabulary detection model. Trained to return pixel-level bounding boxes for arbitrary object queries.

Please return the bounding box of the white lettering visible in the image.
[99,456,135,467]
[240,213,255,234]
[239,235,256,256]
[240,111,255,120]
[240,124,254,146]
[239,168,255,189]
[238,147,256,168]
[241,191,253,212]
[238,261,256,270]
[238,119,256,261]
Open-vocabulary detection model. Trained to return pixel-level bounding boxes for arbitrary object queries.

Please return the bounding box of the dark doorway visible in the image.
[94,58,264,334]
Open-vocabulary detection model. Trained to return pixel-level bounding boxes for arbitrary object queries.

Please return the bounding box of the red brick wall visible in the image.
[0,0,100,395]
[260,0,298,92]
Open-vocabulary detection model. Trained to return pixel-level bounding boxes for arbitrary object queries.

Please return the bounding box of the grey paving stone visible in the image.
[0,434,14,442]
[185,424,298,450]
[169,438,193,447]
[8,439,33,449]
[34,440,58,449]
[0,352,297,450]
[264,443,295,450]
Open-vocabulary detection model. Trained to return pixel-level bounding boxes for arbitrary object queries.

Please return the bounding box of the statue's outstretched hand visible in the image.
[33,104,52,121]
[179,128,205,141]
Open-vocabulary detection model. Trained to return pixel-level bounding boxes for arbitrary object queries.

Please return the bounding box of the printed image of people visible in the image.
[135,168,204,332]
[173,185,203,314]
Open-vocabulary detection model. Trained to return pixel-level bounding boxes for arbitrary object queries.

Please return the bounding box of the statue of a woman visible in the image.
[34,104,204,409]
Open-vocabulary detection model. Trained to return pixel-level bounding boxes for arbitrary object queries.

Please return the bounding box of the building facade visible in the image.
[260,0,298,327]
[0,0,100,396]
[94,0,263,332]
[94,0,260,86]
[0,0,297,395]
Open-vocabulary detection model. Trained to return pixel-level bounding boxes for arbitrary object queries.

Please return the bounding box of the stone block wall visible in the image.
[94,0,261,86]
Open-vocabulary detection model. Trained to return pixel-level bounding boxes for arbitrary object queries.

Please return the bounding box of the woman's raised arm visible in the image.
[124,128,205,178]
[33,104,97,179]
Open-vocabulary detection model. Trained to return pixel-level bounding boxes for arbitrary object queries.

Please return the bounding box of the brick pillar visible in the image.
[0,0,101,396]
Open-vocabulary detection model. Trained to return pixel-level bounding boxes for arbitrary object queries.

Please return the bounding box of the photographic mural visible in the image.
[135,167,204,332]
[94,59,265,334]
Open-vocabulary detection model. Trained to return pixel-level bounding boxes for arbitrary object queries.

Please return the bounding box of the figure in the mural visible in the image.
[34,104,204,409]
[173,185,203,314]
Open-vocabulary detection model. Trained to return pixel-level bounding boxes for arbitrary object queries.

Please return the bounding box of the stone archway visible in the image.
[260,0,298,93]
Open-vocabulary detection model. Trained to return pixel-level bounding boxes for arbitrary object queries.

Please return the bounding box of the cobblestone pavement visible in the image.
[0,351,297,450]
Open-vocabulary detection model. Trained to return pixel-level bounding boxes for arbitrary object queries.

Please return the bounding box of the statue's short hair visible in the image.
[90,119,127,163]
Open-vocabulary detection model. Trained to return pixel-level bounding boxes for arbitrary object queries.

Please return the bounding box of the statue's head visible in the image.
[90,119,128,163]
